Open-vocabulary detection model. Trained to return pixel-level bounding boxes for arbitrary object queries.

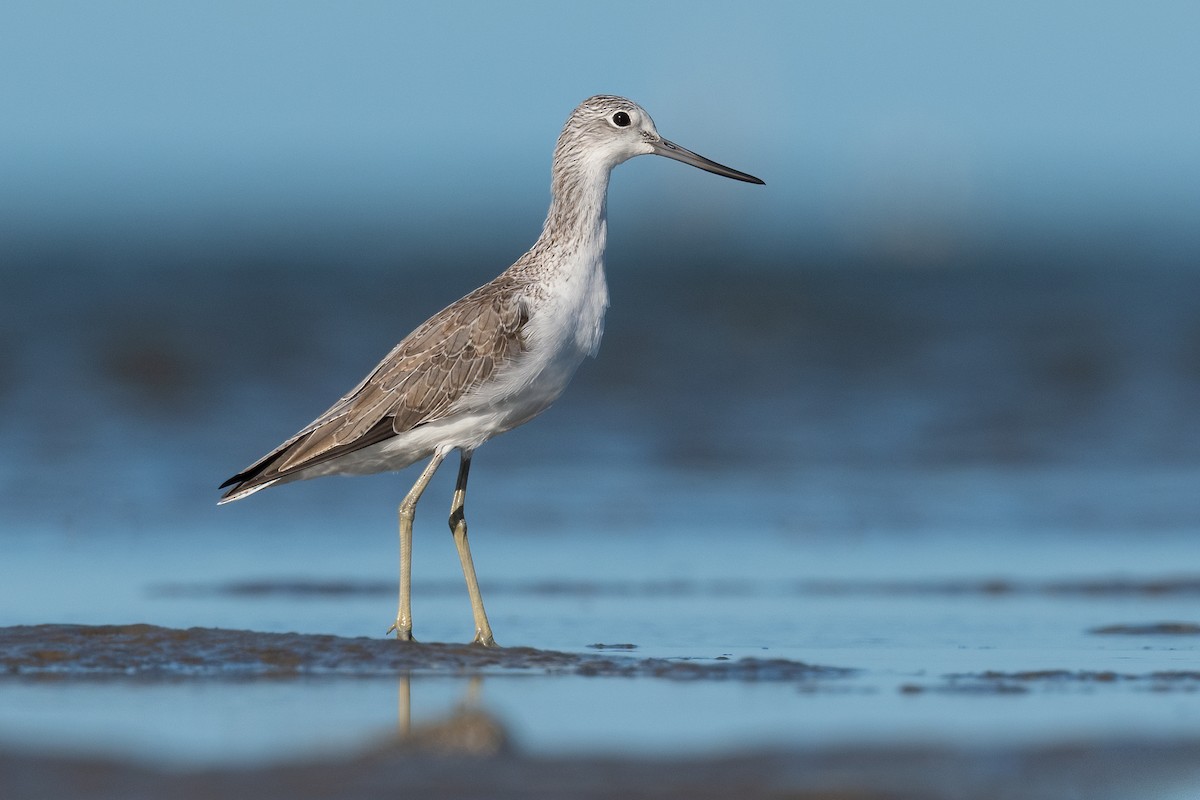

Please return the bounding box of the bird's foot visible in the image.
[471,630,497,648]
[387,621,416,642]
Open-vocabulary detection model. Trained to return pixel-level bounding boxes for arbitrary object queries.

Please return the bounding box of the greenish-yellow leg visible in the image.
[388,451,446,641]
[450,453,497,647]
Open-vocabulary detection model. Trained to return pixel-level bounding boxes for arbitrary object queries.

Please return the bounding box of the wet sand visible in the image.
[4,722,1199,800]
[0,624,848,681]
[3,624,1200,799]
[7,623,1200,692]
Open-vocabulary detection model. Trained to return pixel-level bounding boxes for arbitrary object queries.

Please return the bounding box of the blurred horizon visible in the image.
[3,1,1199,270]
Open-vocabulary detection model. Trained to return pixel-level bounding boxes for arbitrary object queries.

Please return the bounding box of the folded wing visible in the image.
[219,280,529,501]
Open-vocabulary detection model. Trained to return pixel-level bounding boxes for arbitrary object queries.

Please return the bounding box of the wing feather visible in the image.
[219,278,530,500]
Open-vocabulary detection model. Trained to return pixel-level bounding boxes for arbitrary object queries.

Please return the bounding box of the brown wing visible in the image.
[219,279,529,500]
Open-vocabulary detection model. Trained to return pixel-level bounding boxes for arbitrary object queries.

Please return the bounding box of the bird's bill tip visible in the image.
[652,138,764,185]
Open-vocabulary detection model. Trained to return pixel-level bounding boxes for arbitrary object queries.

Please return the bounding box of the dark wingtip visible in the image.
[217,473,257,505]
[218,469,260,502]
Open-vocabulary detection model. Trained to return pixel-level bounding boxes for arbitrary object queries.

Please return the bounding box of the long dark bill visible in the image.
[652,138,765,185]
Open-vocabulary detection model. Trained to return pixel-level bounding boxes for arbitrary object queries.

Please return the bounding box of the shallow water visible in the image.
[3,523,1199,772]
[3,262,1200,796]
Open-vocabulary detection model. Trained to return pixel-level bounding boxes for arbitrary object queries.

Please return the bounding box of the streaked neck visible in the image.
[533,154,611,264]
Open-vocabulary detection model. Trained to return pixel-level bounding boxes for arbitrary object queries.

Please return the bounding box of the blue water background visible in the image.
[1,0,1199,769]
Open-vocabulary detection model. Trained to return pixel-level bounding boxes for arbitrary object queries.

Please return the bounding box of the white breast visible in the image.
[486,242,610,433]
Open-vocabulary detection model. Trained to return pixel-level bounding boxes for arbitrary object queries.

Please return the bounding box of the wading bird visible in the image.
[220,95,764,646]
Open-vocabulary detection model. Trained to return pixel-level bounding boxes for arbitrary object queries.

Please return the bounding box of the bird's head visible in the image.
[555,95,764,185]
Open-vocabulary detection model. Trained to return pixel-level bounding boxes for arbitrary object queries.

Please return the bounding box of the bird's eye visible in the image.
[611,111,631,127]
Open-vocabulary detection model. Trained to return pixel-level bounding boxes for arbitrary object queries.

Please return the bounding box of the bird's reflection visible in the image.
[390,673,510,756]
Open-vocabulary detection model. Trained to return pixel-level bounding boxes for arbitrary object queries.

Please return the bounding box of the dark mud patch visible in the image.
[800,575,1200,598]
[0,625,851,682]
[3,739,1199,800]
[908,669,1200,694]
[149,577,760,599]
[1090,622,1200,635]
[152,574,1200,600]
[151,579,396,598]
[586,642,638,650]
